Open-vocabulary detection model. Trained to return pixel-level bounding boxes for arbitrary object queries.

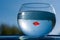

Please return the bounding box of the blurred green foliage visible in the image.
[0,24,24,36]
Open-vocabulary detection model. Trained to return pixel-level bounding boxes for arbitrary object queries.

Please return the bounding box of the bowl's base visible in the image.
[19,35,60,40]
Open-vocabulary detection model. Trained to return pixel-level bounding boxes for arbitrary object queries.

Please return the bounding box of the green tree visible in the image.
[1,24,12,35]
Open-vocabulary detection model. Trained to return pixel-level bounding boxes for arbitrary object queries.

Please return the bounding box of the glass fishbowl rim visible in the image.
[21,3,51,8]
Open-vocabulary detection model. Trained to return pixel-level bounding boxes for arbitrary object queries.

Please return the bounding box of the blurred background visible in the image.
[0,0,60,35]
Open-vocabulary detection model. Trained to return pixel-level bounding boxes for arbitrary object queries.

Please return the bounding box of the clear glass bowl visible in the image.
[17,3,56,38]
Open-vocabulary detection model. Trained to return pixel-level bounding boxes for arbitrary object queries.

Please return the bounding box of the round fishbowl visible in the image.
[17,3,56,38]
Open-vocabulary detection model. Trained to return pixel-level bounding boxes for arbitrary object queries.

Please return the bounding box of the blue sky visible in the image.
[0,0,60,35]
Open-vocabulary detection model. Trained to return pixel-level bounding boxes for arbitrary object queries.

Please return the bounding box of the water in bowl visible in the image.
[17,11,56,38]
